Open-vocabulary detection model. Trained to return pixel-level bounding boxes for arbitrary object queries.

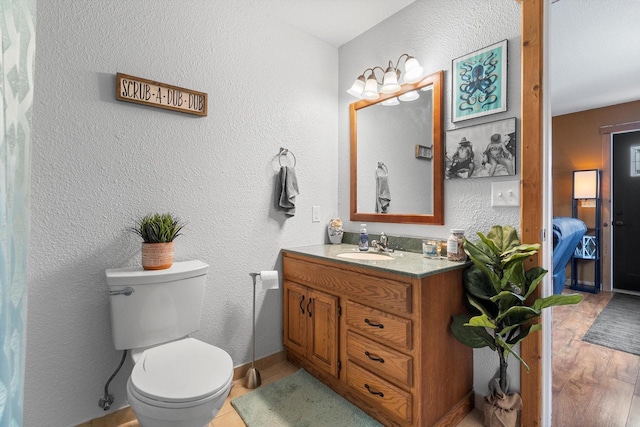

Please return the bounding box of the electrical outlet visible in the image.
[312,206,320,222]
[491,180,520,207]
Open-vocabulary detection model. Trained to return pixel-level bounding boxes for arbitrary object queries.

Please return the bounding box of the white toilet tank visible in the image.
[106,260,209,350]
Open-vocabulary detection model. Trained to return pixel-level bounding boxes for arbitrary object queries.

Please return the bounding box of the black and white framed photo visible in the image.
[452,40,507,122]
[445,117,516,179]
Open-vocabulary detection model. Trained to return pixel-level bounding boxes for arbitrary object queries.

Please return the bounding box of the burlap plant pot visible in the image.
[483,379,522,427]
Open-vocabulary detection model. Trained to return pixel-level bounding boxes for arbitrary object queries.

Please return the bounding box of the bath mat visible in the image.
[231,369,382,427]
[583,293,640,355]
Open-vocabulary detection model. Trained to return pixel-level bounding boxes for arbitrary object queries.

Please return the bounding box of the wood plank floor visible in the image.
[553,290,640,427]
[82,360,484,426]
[83,291,640,426]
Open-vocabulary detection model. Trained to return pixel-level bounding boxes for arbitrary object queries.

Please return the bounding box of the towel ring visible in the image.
[279,148,297,167]
[376,162,388,177]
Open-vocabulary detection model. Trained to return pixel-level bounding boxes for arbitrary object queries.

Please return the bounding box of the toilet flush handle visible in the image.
[109,287,134,296]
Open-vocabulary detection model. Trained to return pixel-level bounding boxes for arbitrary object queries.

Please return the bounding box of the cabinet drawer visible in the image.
[346,361,412,424]
[283,256,412,314]
[347,331,412,387]
[346,301,412,350]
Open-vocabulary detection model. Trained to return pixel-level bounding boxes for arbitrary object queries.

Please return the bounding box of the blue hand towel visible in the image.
[278,166,299,216]
[376,174,390,213]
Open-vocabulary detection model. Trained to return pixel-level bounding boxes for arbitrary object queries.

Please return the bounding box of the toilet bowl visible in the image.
[126,337,233,427]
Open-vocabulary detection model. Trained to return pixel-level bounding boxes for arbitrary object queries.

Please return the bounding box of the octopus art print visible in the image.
[452,40,507,122]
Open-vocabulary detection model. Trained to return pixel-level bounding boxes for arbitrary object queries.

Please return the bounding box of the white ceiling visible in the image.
[550,0,640,116]
[271,0,415,47]
[270,0,640,117]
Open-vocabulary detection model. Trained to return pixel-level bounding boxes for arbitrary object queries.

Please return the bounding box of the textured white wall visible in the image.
[338,0,522,397]
[27,1,338,426]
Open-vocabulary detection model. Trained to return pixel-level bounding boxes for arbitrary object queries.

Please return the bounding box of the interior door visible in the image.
[612,131,640,291]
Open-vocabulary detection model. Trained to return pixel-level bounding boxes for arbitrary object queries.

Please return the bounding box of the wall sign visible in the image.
[116,73,208,116]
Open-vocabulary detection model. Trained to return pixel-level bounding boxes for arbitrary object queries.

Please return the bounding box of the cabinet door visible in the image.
[283,281,307,356]
[308,288,339,378]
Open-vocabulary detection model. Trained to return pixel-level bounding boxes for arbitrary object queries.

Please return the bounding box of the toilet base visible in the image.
[127,377,231,427]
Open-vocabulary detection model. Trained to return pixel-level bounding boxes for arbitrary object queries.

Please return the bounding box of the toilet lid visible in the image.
[130,337,233,403]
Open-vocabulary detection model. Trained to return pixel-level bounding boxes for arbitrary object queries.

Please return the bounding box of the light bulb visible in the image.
[362,75,380,100]
[381,67,401,94]
[346,75,365,98]
[403,56,424,83]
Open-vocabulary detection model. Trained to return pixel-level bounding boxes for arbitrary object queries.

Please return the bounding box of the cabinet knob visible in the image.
[614,220,624,226]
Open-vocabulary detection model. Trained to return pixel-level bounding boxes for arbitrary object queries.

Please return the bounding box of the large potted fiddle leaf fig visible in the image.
[450,225,582,427]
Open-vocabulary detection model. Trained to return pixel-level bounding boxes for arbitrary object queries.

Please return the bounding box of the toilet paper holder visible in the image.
[245,270,279,389]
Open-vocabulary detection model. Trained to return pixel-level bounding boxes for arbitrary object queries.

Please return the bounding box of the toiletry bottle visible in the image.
[359,224,369,251]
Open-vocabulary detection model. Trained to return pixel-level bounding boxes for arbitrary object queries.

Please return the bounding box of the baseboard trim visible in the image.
[232,350,286,381]
[78,351,286,426]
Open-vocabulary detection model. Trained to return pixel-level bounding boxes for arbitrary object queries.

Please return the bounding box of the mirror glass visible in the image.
[350,71,444,224]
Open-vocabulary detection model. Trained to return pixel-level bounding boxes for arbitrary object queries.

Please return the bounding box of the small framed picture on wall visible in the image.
[452,40,508,122]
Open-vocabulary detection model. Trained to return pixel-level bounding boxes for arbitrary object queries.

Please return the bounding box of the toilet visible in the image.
[106,260,233,427]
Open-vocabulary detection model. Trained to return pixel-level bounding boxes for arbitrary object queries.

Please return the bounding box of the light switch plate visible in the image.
[312,206,320,222]
[491,180,520,207]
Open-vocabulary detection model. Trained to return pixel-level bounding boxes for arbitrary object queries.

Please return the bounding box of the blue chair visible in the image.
[552,217,587,294]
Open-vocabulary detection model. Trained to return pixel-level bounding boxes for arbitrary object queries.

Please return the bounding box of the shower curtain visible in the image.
[1,0,36,425]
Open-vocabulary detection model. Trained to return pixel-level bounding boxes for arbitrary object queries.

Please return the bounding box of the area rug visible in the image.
[583,293,640,355]
[231,369,382,426]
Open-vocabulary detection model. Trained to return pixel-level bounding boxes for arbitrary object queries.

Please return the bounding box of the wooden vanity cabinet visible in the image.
[282,251,473,427]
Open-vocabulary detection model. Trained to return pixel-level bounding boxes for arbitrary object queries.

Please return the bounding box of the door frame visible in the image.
[519,0,545,425]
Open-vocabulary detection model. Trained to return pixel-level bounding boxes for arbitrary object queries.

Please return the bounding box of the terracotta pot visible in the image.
[141,242,174,270]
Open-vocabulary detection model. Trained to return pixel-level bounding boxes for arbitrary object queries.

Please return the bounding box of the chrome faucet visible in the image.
[371,232,393,252]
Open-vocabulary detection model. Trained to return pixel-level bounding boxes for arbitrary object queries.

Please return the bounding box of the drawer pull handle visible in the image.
[364,318,384,329]
[299,295,305,314]
[307,298,313,317]
[364,351,385,363]
[364,383,384,398]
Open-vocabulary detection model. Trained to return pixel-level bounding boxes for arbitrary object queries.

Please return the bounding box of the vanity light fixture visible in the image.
[347,53,425,100]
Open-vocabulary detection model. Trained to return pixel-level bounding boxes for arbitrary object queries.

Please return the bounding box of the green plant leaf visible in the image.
[486,225,521,253]
[476,232,502,258]
[467,294,495,319]
[532,294,584,311]
[450,315,497,350]
[464,266,498,300]
[490,290,526,305]
[506,323,542,346]
[131,213,186,243]
[496,305,540,324]
[466,314,497,329]
[523,267,548,299]
[464,239,500,269]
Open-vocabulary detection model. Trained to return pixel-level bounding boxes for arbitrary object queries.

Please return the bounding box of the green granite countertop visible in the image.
[282,244,468,279]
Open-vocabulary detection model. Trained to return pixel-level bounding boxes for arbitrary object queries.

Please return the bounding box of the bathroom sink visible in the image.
[336,252,394,261]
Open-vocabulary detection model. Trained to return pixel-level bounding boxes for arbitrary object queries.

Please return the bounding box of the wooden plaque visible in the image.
[115,73,207,116]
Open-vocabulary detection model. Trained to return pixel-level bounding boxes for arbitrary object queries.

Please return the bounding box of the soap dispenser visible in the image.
[358,224,369,251]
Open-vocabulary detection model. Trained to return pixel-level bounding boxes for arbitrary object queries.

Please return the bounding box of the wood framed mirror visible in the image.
[349,70,444,224]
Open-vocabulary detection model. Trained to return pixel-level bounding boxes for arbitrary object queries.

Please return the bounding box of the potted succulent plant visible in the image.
[131,213,186,270]
[450,225,582,427]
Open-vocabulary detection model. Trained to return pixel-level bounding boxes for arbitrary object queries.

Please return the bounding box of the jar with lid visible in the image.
[447,229,467,262]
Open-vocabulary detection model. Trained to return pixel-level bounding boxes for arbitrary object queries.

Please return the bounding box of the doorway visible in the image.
[612,130,640,292]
